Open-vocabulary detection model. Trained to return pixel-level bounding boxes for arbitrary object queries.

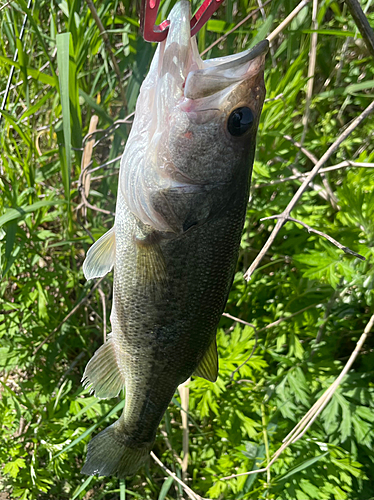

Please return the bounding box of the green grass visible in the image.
[1,0,374,498]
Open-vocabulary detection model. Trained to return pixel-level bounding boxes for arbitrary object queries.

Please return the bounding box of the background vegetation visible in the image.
[1,0,374,498]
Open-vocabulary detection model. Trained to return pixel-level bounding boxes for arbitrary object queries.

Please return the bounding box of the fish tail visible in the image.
[81,418,153,478]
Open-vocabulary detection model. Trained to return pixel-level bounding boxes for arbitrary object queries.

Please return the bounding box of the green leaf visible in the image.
[158,476,173,500]
[277,453,329,482]
[0,199,65,228]
[3,458,26,478]
[71,475,94,500]
[0,55,56,86]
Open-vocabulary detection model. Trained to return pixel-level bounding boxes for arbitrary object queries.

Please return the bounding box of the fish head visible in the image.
[121,0,268,231]
[170,38,269,185]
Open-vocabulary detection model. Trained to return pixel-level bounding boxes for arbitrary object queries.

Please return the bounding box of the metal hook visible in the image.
[140,0,224,42]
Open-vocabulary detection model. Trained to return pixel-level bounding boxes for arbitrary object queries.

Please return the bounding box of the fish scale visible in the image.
[81,0,268,478]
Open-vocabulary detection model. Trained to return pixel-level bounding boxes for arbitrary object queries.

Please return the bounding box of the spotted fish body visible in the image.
[81,0,268,478]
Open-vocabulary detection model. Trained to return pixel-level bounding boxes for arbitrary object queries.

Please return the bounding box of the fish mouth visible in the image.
[158,0,269,103]
[184,40,269,99]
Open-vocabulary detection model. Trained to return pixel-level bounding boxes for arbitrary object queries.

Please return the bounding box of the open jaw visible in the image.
[157,1,269,106]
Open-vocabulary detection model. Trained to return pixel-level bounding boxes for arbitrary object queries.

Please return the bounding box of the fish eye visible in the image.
[227,107,254,137]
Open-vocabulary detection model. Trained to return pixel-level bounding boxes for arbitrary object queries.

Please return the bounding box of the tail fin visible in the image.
[81,418,153,477]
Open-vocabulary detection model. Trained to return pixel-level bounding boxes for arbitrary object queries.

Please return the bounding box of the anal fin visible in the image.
[82,335,125,399]
[194,337,218,382]
[83,226,116,280]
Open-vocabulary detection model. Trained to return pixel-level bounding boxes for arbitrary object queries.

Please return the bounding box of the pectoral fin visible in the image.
[135,232,167,289]
[82,335,125,399]
[83,226,116,280]
[194,338,218,382]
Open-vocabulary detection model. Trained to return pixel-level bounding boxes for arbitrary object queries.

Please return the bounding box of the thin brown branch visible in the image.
[256,0,276,67]
[267,0,311,42]
[314,288,340,348]
[255,161,374,188]
[264,93,284,103]
[221,312,374,481]
[284,134,338,207]
[345,0,374,59]
[85,0,128,109]
[178,378,191,481]
[160,429,184,468]
[244,100,374,281]
[299,0,318,146]
[231,331,258,379]
[82,113,134,147]
[222,312,256,329]
[57,351,86,388]
[261,215,365,260]
[81,115,99,219]
[284,134,318,164]
[151,451,211,500]
[200,0,273,56]
[32,278,105,355]
[295,1,339,210]
[78,128,116,217]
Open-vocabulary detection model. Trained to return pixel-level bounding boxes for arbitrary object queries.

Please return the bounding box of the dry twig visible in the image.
[97,286,107,343]
[345,0,374,59]
[81,115,99,219]
[261,215,365,260]
[151,451,211,500]
[33,278,105,355]
[244,100,374,281]
[201,0,273,55]
[178,378,191,481]
[267,0,311,42]
[255,161,374,188]
[85,0,127,108]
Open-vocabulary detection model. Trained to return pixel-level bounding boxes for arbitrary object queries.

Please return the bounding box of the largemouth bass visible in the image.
[81,0,268,478]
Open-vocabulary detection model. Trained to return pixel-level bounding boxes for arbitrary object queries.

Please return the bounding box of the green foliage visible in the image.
[1,0,374,498]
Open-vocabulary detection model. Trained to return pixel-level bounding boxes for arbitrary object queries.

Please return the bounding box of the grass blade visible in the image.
[120,479,126,500]
[0,199,65,228]
[56,32,71,208]
[71,475,95,500]
[277,452,329,482]
[158,476,173,500]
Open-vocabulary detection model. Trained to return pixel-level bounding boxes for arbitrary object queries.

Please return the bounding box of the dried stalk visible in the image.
[85,0,127,108]
[201,0,273,55]
[81,115,99,219]
[178,378,191,481]
[97,286,107,343]
[345,0,374,59]
[151,451,211,500]
[244,100,374,281]
[261,215,365,260]
[267,0,311,43]
[255,161,374,188]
